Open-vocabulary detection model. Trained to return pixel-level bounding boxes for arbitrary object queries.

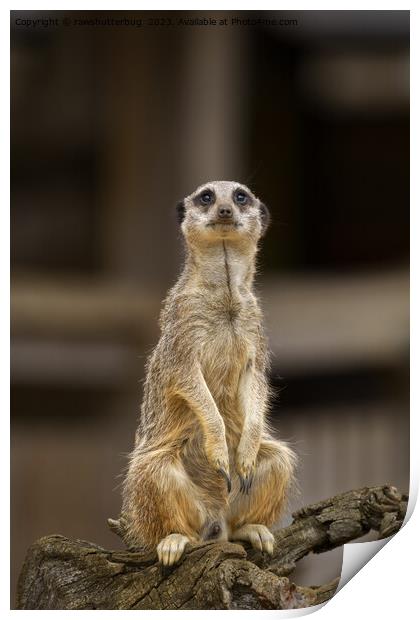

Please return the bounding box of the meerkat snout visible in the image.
[217,204,233,219]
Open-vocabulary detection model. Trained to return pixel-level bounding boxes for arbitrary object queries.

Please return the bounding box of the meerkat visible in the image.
[109,181,296,566]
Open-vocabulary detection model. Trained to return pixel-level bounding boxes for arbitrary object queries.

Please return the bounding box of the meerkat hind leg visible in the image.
[157,533,190,566]
[230,523,274,554]
[229,439,296,555]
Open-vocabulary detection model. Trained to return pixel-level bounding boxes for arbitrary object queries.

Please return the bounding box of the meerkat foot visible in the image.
[231,524,274,554]
[157,533,190,566]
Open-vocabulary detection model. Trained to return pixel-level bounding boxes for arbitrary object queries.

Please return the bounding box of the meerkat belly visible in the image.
[200,322,252,436]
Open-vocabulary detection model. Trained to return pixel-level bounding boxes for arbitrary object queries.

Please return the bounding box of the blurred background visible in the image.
[11,10,409,607]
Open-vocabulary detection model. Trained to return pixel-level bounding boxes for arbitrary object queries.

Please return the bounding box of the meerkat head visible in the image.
[176,181,270,248]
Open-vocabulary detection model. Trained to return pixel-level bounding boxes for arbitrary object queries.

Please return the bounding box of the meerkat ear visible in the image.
[259,202,271,236]
[176,200,186,225]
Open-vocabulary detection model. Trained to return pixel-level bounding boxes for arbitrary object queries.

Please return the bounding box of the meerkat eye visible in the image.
[199,191,214,206]
[235,191,249,206]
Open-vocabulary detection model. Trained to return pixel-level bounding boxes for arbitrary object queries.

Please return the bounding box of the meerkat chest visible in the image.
[199,292,258,399]
[201,321,250,369]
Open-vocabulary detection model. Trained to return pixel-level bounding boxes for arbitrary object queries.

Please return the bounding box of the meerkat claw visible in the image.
[239,472,254,494]
[218,468,232,493]
[246,472,254,494]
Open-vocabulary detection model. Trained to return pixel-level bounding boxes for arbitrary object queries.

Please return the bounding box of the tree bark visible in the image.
[16,485,407,610]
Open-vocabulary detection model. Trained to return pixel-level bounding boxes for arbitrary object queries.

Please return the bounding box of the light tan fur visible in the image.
[113,181,297,565]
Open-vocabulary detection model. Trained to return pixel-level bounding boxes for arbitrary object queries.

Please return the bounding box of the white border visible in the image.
[4,3,417,618]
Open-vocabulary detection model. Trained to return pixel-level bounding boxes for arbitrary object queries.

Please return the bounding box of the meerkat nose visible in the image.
[218,205,233,219]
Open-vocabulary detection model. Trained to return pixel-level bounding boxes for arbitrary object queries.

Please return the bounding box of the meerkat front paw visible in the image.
[236,452,257,494]
[157,533,190,566]
[231,524,274,555]
[205,441,231,492]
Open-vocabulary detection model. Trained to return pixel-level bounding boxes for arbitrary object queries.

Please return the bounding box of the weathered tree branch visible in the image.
[16,485,407,610]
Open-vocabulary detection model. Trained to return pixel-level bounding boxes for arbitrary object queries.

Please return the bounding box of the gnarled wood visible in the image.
[16,485,407,610]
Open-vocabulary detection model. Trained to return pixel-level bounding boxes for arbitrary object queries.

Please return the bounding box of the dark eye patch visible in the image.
[235,191,248,205]
[233,188,253,208]
[193,189,215,208]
